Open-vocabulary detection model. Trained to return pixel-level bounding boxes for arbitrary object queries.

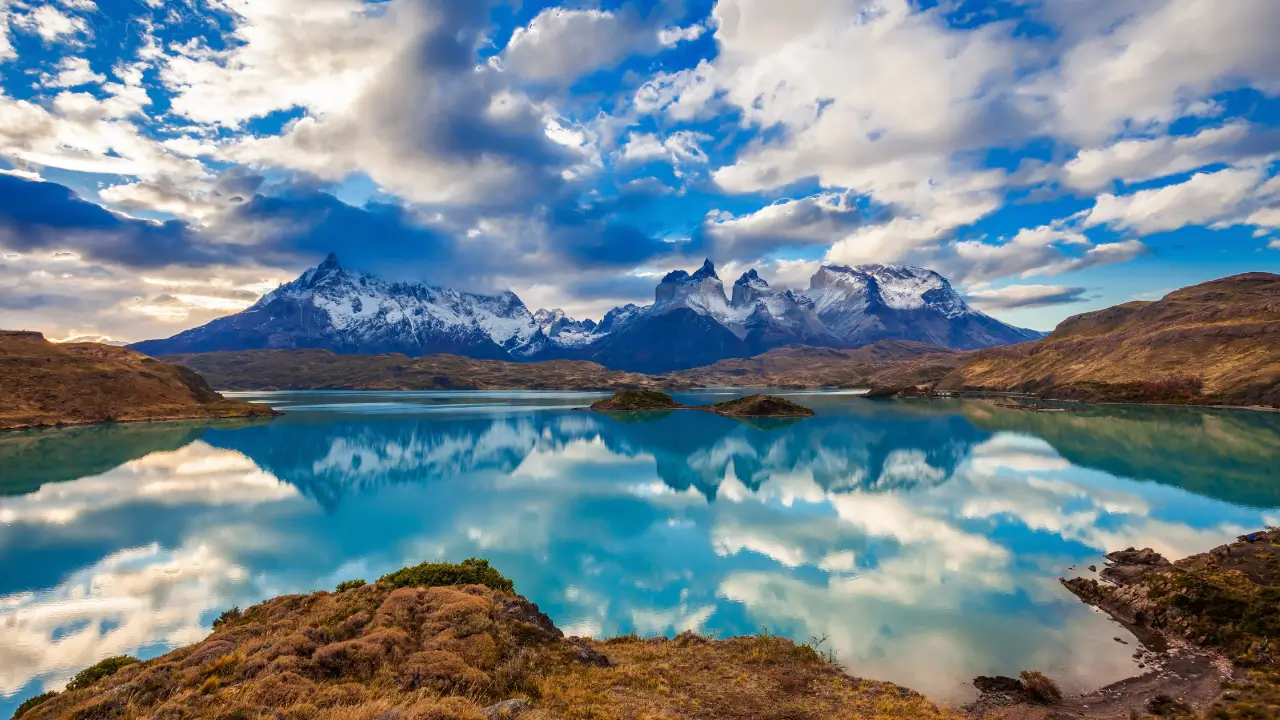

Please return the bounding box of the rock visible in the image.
[1088,565,1097,572]
[973,676,1025,694]
[482,699,532,719]
[1114,637,1128,644]
[568,638,612,667]
[1105,548,1170,567]
[1101,547,1172,586]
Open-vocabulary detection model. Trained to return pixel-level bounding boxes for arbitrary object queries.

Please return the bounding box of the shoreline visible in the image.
[0,405,280,434]
[962,530,1280,718]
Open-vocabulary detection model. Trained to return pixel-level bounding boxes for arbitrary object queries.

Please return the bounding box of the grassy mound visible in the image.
[710,394,815,418]
[21,560,959,720]
[589,390,682,412]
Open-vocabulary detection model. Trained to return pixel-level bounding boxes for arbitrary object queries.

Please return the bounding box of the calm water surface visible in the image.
[3,390,1279,713]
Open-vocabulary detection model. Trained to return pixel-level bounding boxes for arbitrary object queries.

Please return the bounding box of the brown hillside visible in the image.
[165,349,693,391]
[936,273,1280,407]
[0,331,277,431]
[671,341,967,388]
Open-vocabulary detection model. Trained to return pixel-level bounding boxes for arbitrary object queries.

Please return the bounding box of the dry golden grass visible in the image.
[937,273,1280,407]
[19,565,961,720]
[0,331,276,430]
[164,350,693,392]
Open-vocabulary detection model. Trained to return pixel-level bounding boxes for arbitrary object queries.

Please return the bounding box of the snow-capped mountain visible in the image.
[131,253,1043,371]
[532,308,597,348]
[130,254,572,359]
[800,264,1044,349]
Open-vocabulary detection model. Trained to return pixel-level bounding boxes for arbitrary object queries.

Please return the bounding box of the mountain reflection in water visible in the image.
[2,391,1278,715]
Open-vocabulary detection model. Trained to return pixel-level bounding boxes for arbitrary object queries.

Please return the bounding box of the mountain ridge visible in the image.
[130,254,1045,372]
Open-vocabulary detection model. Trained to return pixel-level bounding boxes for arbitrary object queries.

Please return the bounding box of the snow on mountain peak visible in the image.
[692,258,719,281]
[655,259,734,322]
[804,263,969,316]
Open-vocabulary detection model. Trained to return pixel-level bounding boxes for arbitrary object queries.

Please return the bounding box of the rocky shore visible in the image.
[971,530,1280,719]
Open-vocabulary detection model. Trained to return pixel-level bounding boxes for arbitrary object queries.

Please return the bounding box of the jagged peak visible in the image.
[735,268,767,286]
[318,252,342,270]
[692,258,719,281]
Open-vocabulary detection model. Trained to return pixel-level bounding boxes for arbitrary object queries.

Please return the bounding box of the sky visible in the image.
[0,0,1277,343]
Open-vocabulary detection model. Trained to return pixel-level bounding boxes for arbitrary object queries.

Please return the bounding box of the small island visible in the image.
[590,390,815,418]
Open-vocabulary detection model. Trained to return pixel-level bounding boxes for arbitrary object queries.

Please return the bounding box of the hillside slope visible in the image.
[936,273,1280,406]
[0,331,277,430]
[164,349,692,391]
[672,341,967,388]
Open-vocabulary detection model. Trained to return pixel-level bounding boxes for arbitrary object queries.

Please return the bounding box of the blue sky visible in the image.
[0,0,1277,342]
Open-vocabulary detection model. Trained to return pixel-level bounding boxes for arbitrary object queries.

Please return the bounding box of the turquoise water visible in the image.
[2,390,1279,713]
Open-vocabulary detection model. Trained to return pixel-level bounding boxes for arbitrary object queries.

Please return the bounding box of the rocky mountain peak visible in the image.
[731,269,773,308]
[692,259,719,281]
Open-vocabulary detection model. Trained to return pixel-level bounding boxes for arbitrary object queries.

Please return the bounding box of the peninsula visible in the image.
[0,331,276,431]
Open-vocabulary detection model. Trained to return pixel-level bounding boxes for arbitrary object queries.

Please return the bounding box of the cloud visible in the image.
[698,192,866,263]
[1040,0,1280,144]
[501,7,684,83]
[99,170,265,223]
[620,130,711,166]
[47,56,106,88]
[1084,166,1274,236]
[966,285,1090,311]
[0,174,229,268]
[0,92,199,179]
[633,60,719,121]
[209,0,576,210]
[11,4,88,43]
[1063,123,1280,193]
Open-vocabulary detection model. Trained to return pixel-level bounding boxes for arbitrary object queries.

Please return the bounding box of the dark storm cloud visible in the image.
[0,175,230,268]
[0,292,90,311]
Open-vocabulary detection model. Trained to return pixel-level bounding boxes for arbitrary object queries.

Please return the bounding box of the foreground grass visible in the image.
[19,560,958,720]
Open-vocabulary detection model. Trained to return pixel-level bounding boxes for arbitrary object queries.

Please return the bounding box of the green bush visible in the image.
[66,656,139,691]
[378,558,514,593]
[335,579,366,592]
[11,691,57,720]
[212,606,242,629]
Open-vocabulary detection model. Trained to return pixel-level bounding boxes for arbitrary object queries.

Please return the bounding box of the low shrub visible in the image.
[66,656,140,691]
[379,558,514,593]
[1019,670,1062,705]
[335,579,365,592]
[212,606,242,629]
[11,691,57,720]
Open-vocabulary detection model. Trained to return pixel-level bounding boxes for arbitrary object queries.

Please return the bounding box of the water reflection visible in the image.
[2,394,1278,713]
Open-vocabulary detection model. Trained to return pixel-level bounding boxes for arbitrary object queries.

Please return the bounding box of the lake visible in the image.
[3,390,1279,715]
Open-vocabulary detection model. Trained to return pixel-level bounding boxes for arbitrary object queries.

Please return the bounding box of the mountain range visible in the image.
[129,254,1044,372]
